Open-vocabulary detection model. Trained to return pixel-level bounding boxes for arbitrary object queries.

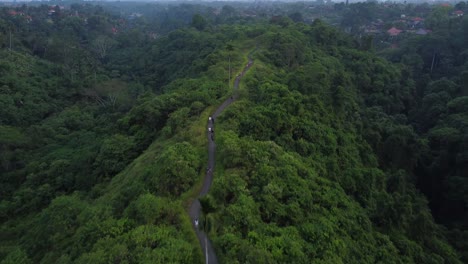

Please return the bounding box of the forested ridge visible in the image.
[0,2,467,263]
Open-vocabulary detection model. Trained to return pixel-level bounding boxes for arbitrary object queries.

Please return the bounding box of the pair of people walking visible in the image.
[208,116,215,140]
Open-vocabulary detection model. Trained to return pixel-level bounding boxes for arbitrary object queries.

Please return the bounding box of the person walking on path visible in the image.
[189,52,255,264]
[208,127,214,141]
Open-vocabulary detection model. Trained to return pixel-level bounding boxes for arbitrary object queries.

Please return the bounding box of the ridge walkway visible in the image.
[189,56,254,264]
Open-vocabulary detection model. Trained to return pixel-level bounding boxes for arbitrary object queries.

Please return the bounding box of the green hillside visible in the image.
[205,21,461,263]
[1,2,466,263]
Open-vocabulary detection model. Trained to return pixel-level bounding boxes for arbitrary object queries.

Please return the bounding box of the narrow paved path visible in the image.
[189,58,254,264]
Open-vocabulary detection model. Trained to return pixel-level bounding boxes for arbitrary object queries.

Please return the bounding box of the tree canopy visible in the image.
[0,1,467,263]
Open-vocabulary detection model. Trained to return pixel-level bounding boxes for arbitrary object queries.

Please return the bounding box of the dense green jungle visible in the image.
[0,1,467,263]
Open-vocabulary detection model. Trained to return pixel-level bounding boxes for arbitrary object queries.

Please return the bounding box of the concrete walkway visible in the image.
[189,57,254,264]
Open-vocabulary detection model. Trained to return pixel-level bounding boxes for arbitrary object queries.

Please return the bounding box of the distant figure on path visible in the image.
[208,128,214,141]
[195,219,199,228]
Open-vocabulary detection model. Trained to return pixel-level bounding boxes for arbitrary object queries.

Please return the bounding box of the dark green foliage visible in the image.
[192,14,207,31]
[0,248,32,264]
[0,3,466,264]
[208,20,462,263]
[375,13,468,256]
[149,142,200,197]
[94,134,137,178]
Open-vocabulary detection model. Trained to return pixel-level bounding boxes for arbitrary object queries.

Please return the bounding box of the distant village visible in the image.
[363,6,463,37]
[1,0,467,49]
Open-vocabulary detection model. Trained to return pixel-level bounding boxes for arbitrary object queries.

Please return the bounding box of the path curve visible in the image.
[189,57,254,264]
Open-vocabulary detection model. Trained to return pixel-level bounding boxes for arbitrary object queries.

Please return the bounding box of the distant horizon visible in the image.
[0,0,465,3]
